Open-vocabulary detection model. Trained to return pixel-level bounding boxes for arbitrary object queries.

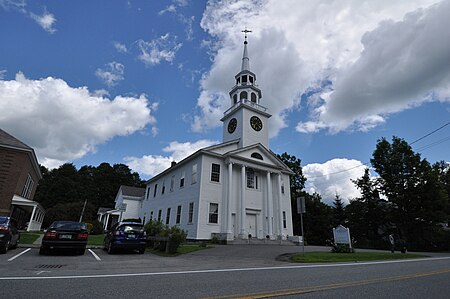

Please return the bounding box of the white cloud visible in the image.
[0,0,26,12]
[0,69,6,79]
[197,0,443,136]
[30,10,56,34]
[114,42,128,53]
[303,158,367,205]
[124,139,218,177]
[95,61,125,87]
[137,34,182,67]
[0,73,157,168]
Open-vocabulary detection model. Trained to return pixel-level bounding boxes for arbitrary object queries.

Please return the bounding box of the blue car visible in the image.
[0,217,20,254]
[104,222,147,254]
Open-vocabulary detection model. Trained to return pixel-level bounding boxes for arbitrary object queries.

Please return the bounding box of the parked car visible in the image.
[104,221,146,254]
[0,216,20,254]
[39,221,88,255]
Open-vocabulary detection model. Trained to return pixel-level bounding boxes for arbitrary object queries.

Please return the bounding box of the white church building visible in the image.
[137,35,294,241]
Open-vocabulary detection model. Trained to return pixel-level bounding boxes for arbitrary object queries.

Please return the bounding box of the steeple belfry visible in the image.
[221,29,272,148]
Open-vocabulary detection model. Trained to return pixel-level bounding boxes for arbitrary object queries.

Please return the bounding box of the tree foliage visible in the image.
[35,163,144,227]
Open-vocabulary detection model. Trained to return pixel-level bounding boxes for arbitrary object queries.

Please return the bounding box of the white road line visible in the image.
[0,256,449,280]
[7,248,31,262]
[88,249,101,261]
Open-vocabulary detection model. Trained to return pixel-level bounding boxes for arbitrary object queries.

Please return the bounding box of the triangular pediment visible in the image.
[224,143,293,174]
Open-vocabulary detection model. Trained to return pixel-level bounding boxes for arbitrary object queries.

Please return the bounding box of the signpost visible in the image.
[333,225,352,248]
[297,197,306,255]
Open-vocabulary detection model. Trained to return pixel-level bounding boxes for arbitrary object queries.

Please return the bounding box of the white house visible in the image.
[138,36,294,241]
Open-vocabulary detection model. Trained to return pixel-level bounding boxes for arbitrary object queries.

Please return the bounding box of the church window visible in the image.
[162,179,166,195]
[246,168,258,189]
[283,211,287,229]
[166,208,171,225]
[170,175,175,192]
[21,174,34,199]
[240,91,248,100]
[281,176,285,194]
[150,211,153,220]
[251,93,257,103]
[157,209,162,222]
[146,187,150,200]
[211,163,220,182]
[237,77,240,84]
[251,153,263,160]
[180,171,185,188]
[208,203,219,224]
[188,202,194,223]
[153,184,158,197]
[191,164,197,184]
[233,94,237,104]
[242,75,247,84]
[176,205,182,224]
[249,76,254,84]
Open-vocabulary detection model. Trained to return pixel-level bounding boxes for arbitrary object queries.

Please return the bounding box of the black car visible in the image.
[104,222,147,254]
[0,216,20,254]
[39,221,88,255]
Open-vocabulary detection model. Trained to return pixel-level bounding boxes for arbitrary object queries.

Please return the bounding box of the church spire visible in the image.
[241,28,252,71]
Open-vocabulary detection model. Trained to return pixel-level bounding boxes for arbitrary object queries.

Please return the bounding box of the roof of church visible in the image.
[120,185,145,197]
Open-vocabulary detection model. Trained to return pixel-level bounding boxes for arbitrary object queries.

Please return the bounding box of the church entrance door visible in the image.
[246,214,257,238]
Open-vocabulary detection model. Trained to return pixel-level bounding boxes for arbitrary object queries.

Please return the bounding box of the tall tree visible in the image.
[332,194,346,227]
[303,193,333,245]
[371,136,448,250]
[277,152,307,235]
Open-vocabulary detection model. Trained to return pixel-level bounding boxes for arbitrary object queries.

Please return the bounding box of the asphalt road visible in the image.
[1,245,450,298]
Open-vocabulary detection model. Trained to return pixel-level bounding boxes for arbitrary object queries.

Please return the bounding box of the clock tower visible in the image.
[221,30,271,148]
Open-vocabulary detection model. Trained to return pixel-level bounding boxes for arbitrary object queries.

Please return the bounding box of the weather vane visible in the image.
[241,28,252,43]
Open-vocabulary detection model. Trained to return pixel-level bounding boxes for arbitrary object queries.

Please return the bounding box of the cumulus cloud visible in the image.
[124,139,218,177]
[305,0,450,133]
[303,159,367,205]
[137,34,182,67]
[30,10,56,34]
[197,0,442,136]
[95,61,125,87]
[0,73,157,168]
[114,42,128,53]
[0,69,6,80]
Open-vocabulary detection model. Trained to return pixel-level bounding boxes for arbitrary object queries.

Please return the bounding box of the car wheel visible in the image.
[78,249,86,255]
[107,241,114,254]
[11,238,19,249]
[0,240,9,254]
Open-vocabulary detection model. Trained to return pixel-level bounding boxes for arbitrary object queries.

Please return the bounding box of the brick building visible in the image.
[0,128,45,230]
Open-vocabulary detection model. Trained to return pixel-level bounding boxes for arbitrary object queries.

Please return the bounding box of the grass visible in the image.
[290,251,428,263]
[87,234,105,246]
[19,232,42,244]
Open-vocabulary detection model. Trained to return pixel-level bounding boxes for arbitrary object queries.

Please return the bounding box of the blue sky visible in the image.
[1,0,449,204]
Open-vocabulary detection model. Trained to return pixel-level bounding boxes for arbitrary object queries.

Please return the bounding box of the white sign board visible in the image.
[333,225,351,247]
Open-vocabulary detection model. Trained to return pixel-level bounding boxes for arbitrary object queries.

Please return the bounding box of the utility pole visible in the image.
[79,199,88,222]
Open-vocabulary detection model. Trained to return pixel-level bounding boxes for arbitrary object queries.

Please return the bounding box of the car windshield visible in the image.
[50,221,86,230]
[0,217,8,225]
[119,224,144,233]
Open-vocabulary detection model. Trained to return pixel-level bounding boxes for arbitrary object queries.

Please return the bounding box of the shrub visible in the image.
[331,243,354,253]
[90,220,104,235]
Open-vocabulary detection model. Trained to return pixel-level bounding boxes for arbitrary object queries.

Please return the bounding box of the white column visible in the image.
[227,163,233,236]
[28,205,37,232]
[240,165,246,238]
[277,173,284,238]
[266,171,273,237]
[104,213,110,230]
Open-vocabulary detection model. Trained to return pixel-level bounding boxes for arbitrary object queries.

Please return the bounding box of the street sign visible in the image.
[333,225,351,247]
[297,197,306,214]
[118,203,127,212]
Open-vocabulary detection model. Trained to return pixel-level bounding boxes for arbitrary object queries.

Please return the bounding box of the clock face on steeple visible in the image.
[228,118,237,133]
[250,116,263,131]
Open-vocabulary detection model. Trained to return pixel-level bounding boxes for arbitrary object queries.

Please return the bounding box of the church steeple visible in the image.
[221,30,272,149]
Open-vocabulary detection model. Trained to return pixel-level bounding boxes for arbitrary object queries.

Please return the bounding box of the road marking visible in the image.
[0,256,449,280]
[202,268,450,299]
[7,248,31,262]
[88,249,101,261]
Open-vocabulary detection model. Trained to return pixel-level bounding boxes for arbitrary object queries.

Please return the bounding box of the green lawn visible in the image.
[87,234,105,246]
[290,252,427,263]
[19,232,42,244]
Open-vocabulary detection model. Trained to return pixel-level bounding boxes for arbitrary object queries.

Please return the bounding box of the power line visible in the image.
[305,121,450,180]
